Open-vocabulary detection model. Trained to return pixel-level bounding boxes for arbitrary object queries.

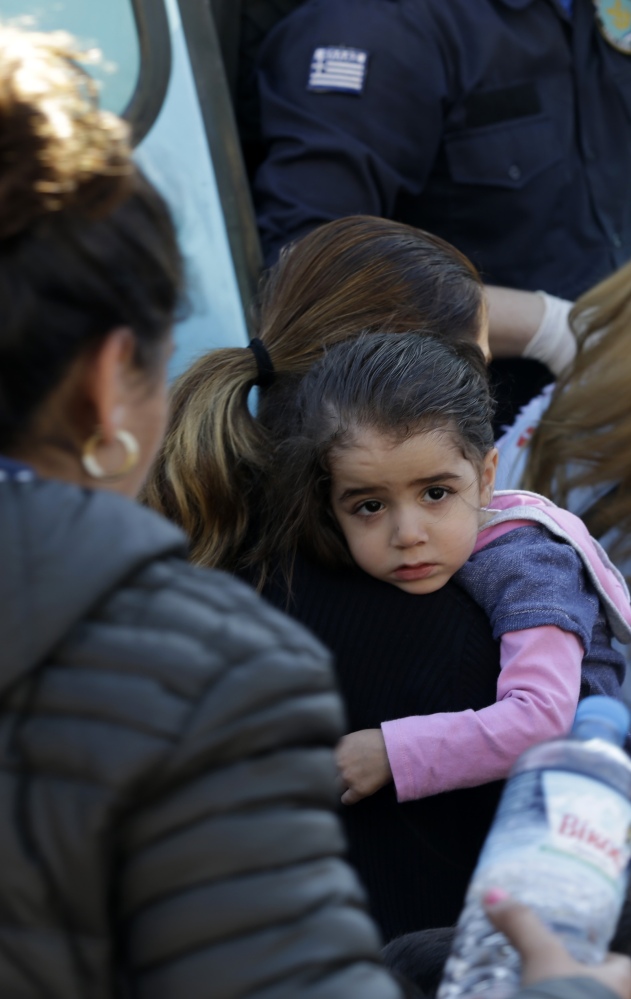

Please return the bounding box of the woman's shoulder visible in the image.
[258,553,500,676]
[82,555,344,762]
[3,477,337,743]
[113,554,332,676]
[15,487,344,798]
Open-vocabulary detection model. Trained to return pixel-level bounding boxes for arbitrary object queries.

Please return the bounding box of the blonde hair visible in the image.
[525,260,631,569]
[144,216,484,573]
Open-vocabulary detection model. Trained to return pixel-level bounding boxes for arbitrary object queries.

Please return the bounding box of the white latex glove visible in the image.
[522,292,575,377]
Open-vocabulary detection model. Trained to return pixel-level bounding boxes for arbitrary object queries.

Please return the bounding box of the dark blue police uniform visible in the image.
[254,0,631,300]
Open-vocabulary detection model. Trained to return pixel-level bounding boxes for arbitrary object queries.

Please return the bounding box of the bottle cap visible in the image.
[574,695,630,746]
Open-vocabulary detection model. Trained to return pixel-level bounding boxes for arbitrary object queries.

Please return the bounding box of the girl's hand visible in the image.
[484,890,631,999]
[335,729,393,805]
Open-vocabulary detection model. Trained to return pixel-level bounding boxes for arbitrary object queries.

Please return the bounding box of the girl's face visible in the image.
[330,426,497,594]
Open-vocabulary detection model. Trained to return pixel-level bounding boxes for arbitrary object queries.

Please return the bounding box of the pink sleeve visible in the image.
[381,625,582,802]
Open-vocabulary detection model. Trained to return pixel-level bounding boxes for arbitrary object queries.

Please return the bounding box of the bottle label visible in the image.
[476,769,631,892]
[546,772,630,882]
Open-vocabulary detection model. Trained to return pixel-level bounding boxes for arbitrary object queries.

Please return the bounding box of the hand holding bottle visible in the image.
[484,891,631,999]
[438,697,631,999]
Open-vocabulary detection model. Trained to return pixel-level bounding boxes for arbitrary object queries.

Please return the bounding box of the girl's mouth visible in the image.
[392,562,437,581]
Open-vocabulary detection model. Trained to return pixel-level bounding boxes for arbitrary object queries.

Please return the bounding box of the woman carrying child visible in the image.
[146,217,625,939]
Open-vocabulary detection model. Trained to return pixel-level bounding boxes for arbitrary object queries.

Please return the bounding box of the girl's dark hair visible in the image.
[145,215,485,573]
[271,331,495,569]
[0,28,183,451]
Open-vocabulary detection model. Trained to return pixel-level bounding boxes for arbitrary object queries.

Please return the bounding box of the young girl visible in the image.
[272,331,631,806]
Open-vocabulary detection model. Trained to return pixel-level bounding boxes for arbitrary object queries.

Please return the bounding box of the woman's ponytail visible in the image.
[144,345,273,573]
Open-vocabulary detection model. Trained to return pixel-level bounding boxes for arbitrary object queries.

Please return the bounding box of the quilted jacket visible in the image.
[0,475,401,999]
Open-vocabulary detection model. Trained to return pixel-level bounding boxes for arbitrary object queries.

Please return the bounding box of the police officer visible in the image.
[254,0,631,302]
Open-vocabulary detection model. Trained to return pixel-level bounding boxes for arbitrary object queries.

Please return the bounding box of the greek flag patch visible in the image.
[593,0,631,53]
[308,47,369,94]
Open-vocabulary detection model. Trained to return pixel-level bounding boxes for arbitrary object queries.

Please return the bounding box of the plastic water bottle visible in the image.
[437,696,631,999]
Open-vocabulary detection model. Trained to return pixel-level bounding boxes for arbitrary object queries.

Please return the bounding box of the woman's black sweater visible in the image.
[260,555,503,941]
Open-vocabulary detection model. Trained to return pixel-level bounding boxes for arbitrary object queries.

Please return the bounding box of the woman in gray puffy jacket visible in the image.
[0,25,399,999]
[0,23,627,999]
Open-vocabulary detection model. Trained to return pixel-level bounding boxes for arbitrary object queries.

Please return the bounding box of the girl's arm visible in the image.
[336,626,581,804]
[380,624,582,801]
[337,524,604,804]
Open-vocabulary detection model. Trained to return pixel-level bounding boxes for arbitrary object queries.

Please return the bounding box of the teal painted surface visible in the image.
[0,0,140,115]
[138,0,248,380]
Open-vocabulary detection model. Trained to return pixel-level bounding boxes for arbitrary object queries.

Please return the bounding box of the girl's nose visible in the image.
[393,510,429,548]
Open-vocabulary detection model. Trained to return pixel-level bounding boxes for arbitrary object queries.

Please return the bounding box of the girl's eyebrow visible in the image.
[338,486,382,501]
[338,472,462,501]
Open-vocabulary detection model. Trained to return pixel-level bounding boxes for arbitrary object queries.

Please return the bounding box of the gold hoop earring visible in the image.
[81,428,140,480]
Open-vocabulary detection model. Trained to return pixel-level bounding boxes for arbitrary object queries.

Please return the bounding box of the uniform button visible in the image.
[612,232,623,248]
[508,164,521,181]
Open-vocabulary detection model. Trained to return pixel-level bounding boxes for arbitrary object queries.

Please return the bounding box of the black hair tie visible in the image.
[247,337,275,388]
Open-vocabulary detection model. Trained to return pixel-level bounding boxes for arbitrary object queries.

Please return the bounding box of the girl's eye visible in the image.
[357,499,384,515]
[425,486,451,503]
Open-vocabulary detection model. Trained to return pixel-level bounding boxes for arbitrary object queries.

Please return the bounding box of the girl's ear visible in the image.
[480,447,499,507]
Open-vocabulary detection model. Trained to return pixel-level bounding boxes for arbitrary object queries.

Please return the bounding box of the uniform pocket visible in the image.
[445,117,563,189]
